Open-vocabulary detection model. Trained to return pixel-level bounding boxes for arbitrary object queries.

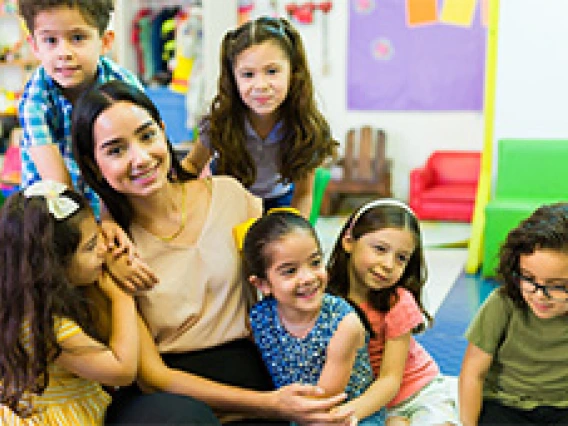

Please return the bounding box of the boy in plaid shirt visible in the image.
[18,0,156,291]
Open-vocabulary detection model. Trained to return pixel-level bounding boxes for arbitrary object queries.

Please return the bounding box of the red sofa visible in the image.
[409,151,481,222]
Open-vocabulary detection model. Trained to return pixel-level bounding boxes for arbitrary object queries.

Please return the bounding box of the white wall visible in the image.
[494,0,568,142]
[114,0,484,200]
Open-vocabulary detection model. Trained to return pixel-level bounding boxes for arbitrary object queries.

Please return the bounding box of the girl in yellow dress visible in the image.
[0,180,138,425]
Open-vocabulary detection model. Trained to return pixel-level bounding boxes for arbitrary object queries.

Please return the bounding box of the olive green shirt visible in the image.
[465,289,568,409]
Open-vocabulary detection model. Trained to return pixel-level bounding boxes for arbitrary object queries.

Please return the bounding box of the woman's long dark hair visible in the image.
[497,202,568,310]
[327,201,432,332]
[204,16,337,187]
[0,189,97,417]
[72,80,196,232]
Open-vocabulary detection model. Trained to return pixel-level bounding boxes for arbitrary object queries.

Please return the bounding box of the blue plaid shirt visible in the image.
[18,56,143,218]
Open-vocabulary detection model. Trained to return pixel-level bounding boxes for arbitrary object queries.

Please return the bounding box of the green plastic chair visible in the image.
[482,139,568,276]
[310,167,331,225]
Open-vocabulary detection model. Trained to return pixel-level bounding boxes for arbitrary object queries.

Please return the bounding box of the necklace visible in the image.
[155,185,188,242]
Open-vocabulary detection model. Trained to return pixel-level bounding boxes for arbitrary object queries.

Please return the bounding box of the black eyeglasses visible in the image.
[515,272,568,301]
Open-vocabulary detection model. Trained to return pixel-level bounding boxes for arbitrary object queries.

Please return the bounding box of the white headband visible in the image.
[347,198,417,235]
[23,180,80,220]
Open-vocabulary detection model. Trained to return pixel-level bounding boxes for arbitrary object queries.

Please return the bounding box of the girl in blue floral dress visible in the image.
[240,209,386,425]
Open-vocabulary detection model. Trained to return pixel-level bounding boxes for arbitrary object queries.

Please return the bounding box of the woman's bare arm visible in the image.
[136,316,353,424]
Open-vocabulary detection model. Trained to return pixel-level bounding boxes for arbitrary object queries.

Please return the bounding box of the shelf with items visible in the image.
[0,1,38,115]
[0,58,36,68]
[113,0,237,145]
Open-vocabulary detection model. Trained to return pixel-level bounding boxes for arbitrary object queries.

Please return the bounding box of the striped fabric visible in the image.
[0,318,111,425]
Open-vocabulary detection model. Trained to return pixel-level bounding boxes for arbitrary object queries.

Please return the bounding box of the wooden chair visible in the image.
[321,126,392,215]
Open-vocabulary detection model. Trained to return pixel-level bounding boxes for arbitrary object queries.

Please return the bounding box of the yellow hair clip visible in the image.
[233,207,302,251]
[233,218,257,251]
[266,207,301,215]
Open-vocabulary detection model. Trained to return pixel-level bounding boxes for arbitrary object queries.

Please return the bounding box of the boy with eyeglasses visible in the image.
[460,203,568,426]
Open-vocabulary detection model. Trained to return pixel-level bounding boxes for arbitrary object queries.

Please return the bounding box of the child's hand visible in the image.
[97,271,130,301]
[271,384,352,425]
[100,219,138,258]
[105,252,158,294]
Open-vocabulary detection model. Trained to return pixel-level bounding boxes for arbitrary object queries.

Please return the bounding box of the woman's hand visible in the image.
[271,384,353,425]
[105,252,158,293]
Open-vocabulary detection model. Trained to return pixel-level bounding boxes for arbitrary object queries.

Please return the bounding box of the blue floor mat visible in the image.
[415,272,499,376]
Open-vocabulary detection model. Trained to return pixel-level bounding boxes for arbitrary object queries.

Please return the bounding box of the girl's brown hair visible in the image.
[327,200,432,332]
[0,189,97,417]
[204,16,337,187]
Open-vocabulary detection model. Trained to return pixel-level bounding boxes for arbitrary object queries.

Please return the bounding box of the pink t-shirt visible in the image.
[359,287,439,407]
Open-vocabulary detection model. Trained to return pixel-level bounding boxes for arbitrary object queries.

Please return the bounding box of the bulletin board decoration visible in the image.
[348,0,487,111]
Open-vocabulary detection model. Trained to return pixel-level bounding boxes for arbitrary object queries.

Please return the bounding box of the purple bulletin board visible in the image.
[348,0,487,111]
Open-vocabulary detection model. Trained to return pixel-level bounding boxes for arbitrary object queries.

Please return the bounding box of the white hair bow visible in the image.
[23,180,80,220]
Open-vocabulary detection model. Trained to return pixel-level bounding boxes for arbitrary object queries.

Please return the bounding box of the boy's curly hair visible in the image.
[19,0,114,35]
[496,202,568,310]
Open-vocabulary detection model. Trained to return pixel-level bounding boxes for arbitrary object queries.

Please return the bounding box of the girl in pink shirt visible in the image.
[327,199,459,426]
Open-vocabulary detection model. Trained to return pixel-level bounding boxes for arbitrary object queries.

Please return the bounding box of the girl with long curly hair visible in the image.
[0,181,138,425]
[182,16,337,218]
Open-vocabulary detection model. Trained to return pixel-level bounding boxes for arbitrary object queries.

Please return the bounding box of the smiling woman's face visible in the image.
[93,101,170,197]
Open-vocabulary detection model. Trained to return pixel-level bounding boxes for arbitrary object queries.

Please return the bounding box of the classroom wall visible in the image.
[493,0,568,143]
[114,0,484,201]
[305,1,483,201]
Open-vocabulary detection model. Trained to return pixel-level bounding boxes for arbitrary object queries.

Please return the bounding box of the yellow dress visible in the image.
[0,318,111,425]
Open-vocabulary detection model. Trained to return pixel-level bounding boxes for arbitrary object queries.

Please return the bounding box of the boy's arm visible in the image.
[100,213,136,256]
[317,312,366,396]
[28,143,73,187]
[459,343,493,426]
[105,252,158,293]
[291,169,315,219]
[100,220,158,292]
[340,332,410,421]
[18,72,74,187]
[181,138,211,175]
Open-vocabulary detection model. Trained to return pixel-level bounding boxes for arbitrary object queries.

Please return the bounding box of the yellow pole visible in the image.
[465,0,500,274]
